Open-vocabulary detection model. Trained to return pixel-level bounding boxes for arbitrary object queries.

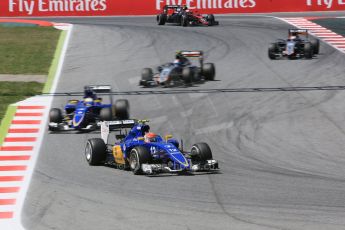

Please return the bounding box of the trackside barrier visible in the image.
[0,0,345,17]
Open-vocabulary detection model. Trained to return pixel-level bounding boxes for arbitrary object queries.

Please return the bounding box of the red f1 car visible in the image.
[157,5,219,27]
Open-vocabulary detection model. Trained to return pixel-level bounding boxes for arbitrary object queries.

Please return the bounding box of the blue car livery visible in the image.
[85,120,219,175]
[48,85,130,132]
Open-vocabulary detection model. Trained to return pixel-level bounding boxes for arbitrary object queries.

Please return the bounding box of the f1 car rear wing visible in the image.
[288,29,309,37]
[84,85,113,103]
[84,85,111,93]
[163,5,183,9]
[162,5,184,14]
[100,120,136,143]
[180,50,203,57]
[179,50,204,65]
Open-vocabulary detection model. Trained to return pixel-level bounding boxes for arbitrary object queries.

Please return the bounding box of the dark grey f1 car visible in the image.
[268,29,320,60]
[139,51,215,87]
[157,5,219,27]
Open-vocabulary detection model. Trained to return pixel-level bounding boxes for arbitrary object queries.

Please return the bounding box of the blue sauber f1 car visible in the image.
[48,85,130,132]
[85,120,219,175]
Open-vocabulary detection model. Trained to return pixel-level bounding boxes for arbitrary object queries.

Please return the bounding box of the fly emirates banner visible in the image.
[0,0,344,16]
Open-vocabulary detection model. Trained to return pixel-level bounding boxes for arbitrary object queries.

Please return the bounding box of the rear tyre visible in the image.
[304,42,313,59]
[85,138,107,166]
[207,14,215,26]
[268,43,277,60]
[129,146,152,175]
[141,68,153,81]
[191,143,213,162]
[157,14,167,25]
[99,107,112,121]
[49,108,63,123]
[311,39,320,55]
[114,99,130,120]
[182,67,193,84]
[202,63,216,81]
[181,15,188,27]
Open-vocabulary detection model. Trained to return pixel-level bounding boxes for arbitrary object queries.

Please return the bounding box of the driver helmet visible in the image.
[288,35,296,41]
[173,59,180,65]
[84,97,94,106]
[174,52,183,65]
[175,51,183,59]
[145,132,157,143]
[84,88,95,98]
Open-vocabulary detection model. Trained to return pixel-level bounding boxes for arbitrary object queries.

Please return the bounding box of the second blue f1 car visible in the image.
[85,120,219,175]
[48,85,130,131]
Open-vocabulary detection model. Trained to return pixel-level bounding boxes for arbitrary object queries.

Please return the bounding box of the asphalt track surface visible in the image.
[22,16,345,230]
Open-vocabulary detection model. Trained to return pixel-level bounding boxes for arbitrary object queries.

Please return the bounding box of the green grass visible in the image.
[0,105,16,146]
[312,18,345,37]
[0,81,44,119]
[0,26,60,74]
[0,26,61,123]
[43,30,67,93]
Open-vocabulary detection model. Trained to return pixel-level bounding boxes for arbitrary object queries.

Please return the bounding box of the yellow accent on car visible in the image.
[68,100,78,104]
[113,145,125,164]
[165,134,173,141]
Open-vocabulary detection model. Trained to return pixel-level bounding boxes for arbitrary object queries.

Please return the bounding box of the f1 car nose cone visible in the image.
[73,113,85,127]
[171,153,189,168]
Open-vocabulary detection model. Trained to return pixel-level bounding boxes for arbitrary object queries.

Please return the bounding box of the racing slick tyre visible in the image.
[311,39,320,55]
[304,42,313,59]
[141,68,153,81]
[114,99,130,120]
[157,13,167,25]
[191,143,213,163]
[181,15,189,27]
[99,107,113,121]
[202,63,216,81]
[182,67,193,84]
[129,146,152,175]
[268,43,277,60]
[49,108,63,123]
[85,138,107,166]
[207,14,215,26]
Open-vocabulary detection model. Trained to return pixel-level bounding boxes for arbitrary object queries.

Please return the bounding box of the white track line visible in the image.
[0,24,73,230]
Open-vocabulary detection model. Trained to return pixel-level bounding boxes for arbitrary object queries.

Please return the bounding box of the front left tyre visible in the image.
[190,142,213,163]
[85,138,107,165]
[140,68,153,86]
[268,43,277,60]
[49,108,63,123]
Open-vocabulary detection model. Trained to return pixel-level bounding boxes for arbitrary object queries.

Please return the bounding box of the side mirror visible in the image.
[165,134,173,141]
